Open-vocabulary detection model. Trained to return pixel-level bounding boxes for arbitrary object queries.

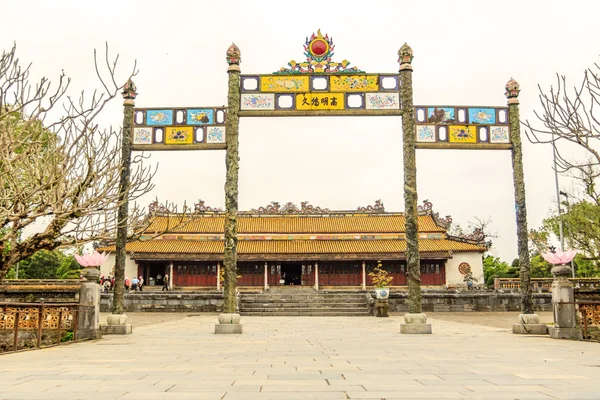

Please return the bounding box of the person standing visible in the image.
[131,276,139,292]
[102,279,111,294]
[162,274,169,291]
[125,277,130,293]
[138,276,144,292]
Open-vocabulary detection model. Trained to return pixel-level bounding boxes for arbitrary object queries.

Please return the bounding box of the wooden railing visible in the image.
[578,301,600,340]
[0,302,81,353]
[497,278,600,291]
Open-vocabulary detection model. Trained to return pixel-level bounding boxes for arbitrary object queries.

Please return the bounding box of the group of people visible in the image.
[124,276,144,292]
[99,274,170,293]
[100,276,114,294]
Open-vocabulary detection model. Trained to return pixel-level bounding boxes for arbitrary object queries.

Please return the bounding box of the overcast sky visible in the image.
[3,0,599,262]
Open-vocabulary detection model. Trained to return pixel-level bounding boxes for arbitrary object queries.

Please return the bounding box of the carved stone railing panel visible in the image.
[0,304,77,331]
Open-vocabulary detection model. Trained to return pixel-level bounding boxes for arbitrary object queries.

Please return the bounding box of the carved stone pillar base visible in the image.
[100,313,132,335]
[375,300,389,317]
[512,313,548,335]
[548,327,583,340]
[400,313,432,334]
[215,313,243,334]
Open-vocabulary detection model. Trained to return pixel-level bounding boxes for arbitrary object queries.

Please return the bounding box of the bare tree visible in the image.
[523,62,600,203]
[0,44,173,279]
[447,216,496,249]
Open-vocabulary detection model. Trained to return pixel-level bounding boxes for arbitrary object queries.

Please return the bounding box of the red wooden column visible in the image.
[362,261,366,290]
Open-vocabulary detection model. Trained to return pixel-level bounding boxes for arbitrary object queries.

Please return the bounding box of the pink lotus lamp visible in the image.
[74,252,109,267]
[75,251,109,281]
[541,246,576,277]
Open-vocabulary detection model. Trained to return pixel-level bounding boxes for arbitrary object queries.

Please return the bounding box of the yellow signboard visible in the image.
[449,126,477,143]
[260,76,309,92]
[330,75,379,92]
[295,93,345,110]
[165,126,194,145]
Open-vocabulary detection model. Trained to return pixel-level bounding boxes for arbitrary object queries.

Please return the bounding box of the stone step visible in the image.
[240,296,367,304]
[240,308,369,313]
[242,294,368,300]
[240,310,371,316]
[239,302,367,308]
[239,291,371,316]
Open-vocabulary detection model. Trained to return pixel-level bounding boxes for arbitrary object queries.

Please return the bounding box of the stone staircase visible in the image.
[239,288,372,316]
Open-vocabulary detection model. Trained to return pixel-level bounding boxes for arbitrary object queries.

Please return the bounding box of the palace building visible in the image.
[100,200,487,290]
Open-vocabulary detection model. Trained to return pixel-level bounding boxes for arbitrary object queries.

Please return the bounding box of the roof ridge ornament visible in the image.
[448,228,491,248]
[417,200,453,229]
[247,201,331,215]
[194,200,222,213]
[274,29,364,74]
[356,199,385,213]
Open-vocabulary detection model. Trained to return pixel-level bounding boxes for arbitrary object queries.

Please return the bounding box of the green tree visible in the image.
[482,255,518,286]
[14,249,80,279]
[529,253,552,278]
[543,201,600,273]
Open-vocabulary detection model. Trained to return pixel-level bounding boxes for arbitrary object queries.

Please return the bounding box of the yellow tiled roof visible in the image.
[109,239,485,254]
[145,214,445,234]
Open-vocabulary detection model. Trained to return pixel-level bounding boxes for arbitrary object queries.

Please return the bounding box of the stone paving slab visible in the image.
[0,313,599,400]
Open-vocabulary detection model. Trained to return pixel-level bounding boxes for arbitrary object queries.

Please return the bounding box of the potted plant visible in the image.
[369,261,393,299]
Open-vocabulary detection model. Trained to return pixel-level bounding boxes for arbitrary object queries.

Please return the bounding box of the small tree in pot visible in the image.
[369,261,394,299]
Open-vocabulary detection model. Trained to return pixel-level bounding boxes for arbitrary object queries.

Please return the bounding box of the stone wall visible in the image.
[386,291,552,312]
[100,293,224,312]
[0,281,80,303]
[99,290,551,313]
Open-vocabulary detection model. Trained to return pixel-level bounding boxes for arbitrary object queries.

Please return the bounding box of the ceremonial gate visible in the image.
[115,29,532,318]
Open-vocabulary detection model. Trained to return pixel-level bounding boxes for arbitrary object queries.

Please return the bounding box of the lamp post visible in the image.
[551,135,565,253]
[559,191,575,278]
[541,247,582,340]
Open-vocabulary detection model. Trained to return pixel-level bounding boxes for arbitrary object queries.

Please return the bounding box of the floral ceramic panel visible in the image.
[241,94,275,110]
[427,107,455,123]
[146,110,173,125]
[490,126,510,143]
[416,125,436,142]
[260,76,309,92]
[207,126,226,143]
[165,126,193,145]
[295,93,345,110]
[330,75,379,92]
[468,108,496,124]
[365,93,400,110]
[186,109,214,125]
[133,127,152,144]
[449,125,477,143]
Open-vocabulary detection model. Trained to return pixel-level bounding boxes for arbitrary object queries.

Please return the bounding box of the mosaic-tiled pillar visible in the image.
[506,79,533,314]
[399,44,422,314]
[223,44,241,313]
[113,79,137,315]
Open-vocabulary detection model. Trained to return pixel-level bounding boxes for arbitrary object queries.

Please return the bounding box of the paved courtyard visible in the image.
[0,313,599,400]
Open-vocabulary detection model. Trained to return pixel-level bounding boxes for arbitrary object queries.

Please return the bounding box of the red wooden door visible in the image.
[421,261,445,285]
[302,264,315,286]
[268,264,280,286]
[171,264,178,286]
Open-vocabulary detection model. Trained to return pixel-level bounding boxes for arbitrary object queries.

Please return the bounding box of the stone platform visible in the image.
[1,312,598,399]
